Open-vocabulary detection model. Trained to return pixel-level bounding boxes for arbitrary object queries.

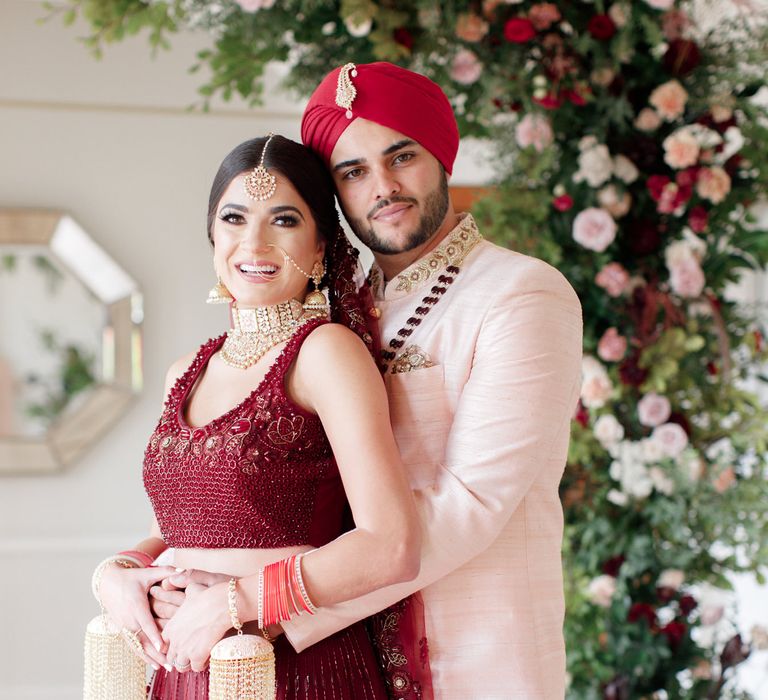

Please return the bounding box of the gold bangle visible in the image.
[91,556,139,607]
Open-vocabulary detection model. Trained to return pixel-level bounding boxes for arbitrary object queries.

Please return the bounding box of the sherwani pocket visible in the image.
[386,363,451,490]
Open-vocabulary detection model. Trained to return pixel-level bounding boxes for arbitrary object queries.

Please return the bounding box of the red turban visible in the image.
[301,62,460,175]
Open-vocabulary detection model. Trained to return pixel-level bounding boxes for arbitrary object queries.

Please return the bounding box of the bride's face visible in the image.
[211,172,325,309]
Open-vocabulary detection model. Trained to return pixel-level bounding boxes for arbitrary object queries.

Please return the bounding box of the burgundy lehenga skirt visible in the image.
[149,621,387,700]
[148,595,432,700]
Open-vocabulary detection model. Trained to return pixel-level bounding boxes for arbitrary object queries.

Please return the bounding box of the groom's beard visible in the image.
[344,173,450,256]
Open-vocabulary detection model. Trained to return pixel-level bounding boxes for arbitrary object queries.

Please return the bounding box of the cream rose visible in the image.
[574,144,613,187]
[598,184,632,218]
[669,256,706,298]
[649,80,688,121]
[587,575,617,607]
[613,155,639,184]
[581,356,614,408]
[658,569,685,590]
[644,0,675,9]
[573,207,617,252]
[594,414,625,448]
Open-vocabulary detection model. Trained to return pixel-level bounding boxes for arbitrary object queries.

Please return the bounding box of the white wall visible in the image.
[0,1,766,697]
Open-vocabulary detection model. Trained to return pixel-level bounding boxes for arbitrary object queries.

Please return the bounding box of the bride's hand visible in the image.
[161,579,232,673]
[98,563,177,670]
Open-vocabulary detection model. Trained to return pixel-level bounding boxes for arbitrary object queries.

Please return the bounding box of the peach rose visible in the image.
[638,393,672,427]
[663,128,700,169]
[712,466,736,493]
[529,3,561,31]
[669,257,706,298]
[608,3,629,27]
[598,327,628,362]
[572,207,617,253]
[658,569,685,590]
[581,356,614,408]
[696,166,731,204]
[455,13,489,42]
[635,107,663,132]
[613,155,639,184]
[651,423,689,458]
[515,113,554,151]
[649,80,688,121]
[595,262,630,297]
[598,184,632,218]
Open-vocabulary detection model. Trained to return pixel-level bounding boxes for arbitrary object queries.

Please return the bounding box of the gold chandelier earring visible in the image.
[207,275,234,305]
[303,261,329,317]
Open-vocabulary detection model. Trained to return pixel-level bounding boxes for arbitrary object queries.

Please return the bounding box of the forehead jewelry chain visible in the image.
[244,132,277,200]
[335,63,358,119]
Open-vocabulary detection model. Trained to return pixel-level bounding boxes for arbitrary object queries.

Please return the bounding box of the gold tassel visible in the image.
[83,615,147,700]
[209,634,276,700]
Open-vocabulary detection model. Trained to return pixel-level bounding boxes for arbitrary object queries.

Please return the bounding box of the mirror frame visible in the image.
[0,208,143,473]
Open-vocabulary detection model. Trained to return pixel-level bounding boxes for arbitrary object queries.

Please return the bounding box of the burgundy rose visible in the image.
[588,14,617,40]
[725,153,743,178]
[564,87,589,106]
[627,218,662,256]
[628,602,657,628]
[676,167,700,189]
[621,135,660,171]
[647,175,671,201]
[706,361,719,376]
[533,92,564,109]
[553,194,574,211]
[679,594,697,616]
[657,586,676,603]
[393,27,414,50]
[602,555,625,577]
[574,400,590,427]
[688,205,709,233]
[664,39,701,76]
[504,17,536,43]
[619,353,649,387]
[661,620,687,647]
[668,411,692,437]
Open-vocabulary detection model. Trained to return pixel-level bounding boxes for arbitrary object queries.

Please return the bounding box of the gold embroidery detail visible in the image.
[394,215,482,294]
[267,415,305,445]
[335,62,358,118]
[390,346,436,374]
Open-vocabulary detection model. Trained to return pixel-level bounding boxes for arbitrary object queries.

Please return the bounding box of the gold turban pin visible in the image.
[335,63,358,119]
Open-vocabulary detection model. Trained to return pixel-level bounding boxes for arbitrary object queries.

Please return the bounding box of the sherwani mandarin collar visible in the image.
[369,213,483,302]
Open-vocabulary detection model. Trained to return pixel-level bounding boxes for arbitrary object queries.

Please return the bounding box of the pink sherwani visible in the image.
[283,214,583,699]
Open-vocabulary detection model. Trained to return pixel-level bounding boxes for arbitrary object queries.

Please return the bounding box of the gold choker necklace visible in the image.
[220,299,309,370]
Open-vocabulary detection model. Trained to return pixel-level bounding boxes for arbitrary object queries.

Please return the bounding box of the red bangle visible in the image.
[118,550,154,568]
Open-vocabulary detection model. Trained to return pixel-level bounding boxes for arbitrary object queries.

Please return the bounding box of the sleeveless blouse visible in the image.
[143,319,347,549]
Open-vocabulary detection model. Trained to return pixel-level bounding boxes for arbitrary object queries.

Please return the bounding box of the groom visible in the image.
[156,63,582,699]
[287,62,583,699]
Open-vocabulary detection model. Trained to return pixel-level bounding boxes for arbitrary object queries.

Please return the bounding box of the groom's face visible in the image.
[329,119,449,256]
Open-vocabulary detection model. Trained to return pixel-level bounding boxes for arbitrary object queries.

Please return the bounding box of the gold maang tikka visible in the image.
[244,132,277,200]
[335,63,358,119]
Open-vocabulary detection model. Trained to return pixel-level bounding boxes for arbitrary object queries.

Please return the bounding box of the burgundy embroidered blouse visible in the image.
[143,320,347,549]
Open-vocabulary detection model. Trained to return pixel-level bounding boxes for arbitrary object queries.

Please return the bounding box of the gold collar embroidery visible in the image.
[370,214,483,300]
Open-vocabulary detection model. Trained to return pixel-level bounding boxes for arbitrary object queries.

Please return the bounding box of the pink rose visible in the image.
[515,113,554,151]
[455,13,489,42]
[528,3,561,31]
[669,257,705,298]
[598,328,628,362]
[651,423,689,458]
[663,128,700,169]
[450,49,483,85]
[595,262,630,297]
[649,80,688,121]
[234,0,275,10]
[696,166,731,204]
[572,208,617,253]
[638,393,672,427]
[700,603,725,626]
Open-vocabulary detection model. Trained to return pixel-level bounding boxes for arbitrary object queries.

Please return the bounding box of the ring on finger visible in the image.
[121,628,144,657]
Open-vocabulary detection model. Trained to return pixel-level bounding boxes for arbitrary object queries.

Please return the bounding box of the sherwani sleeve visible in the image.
[282,259,583,652]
